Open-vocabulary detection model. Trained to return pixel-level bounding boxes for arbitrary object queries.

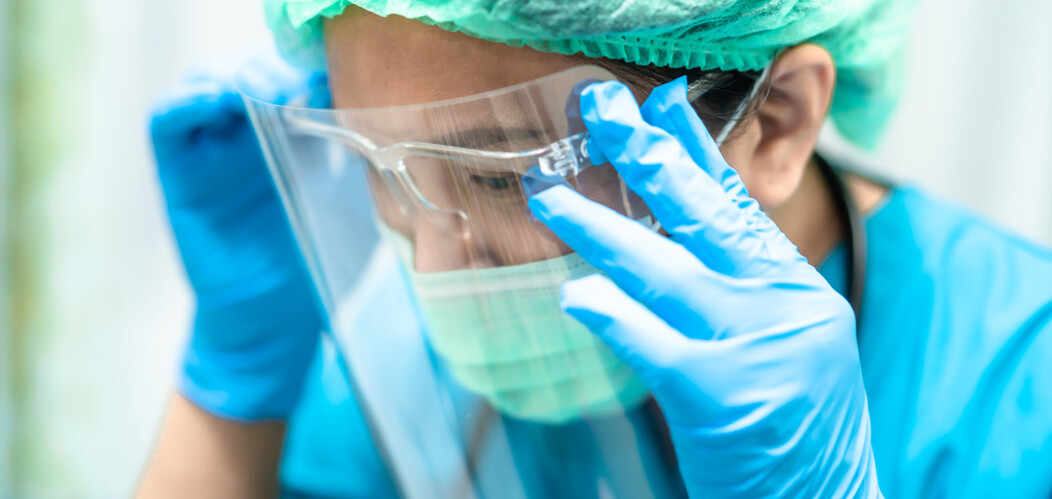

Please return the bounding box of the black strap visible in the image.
[644,398,683,483]
[814,155,867,329]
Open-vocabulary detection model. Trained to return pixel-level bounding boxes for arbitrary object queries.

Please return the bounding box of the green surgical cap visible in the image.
[265,0,919,150]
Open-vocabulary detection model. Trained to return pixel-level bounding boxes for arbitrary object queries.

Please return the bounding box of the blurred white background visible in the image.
[2,1,271,496]
[0,0,1049,496]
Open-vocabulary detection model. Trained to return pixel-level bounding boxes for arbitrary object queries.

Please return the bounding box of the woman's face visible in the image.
[324,9,759,273]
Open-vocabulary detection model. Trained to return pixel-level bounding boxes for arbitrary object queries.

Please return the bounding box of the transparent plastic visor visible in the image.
[240,65,691,499]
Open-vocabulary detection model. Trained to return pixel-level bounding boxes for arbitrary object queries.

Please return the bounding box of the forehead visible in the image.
[323,9,579,109]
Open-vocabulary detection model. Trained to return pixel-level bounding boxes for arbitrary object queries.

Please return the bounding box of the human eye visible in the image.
[468,171,520,193]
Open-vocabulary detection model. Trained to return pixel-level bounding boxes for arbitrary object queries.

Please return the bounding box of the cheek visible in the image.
[712,119,802,211]
[715,119,803,212]
[716,127,765,205]
[724,153,768,209]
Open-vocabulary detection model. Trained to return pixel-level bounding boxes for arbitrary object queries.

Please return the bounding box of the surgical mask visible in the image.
[383,226,649,423]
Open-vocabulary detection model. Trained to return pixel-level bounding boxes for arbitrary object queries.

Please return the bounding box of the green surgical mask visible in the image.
[383,227,649,424]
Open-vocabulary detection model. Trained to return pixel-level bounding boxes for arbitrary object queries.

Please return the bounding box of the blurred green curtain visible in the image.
[0,0,12,489]
[3,0,88,495]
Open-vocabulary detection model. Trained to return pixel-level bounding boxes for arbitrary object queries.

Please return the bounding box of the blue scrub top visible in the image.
[280,186,1052,498]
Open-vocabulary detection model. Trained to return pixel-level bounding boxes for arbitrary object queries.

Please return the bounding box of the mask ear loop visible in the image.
[712,63,773,146]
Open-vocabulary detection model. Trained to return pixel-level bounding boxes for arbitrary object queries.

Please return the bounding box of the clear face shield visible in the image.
[242,65,763,498]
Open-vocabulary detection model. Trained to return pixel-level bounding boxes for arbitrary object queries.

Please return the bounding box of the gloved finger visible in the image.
[561,275,781,429]
[531,185,722,336]
[149,83,246,155]
[638,78,746,200]
[582,81,795,276]
[638,78,786,249]
[236,48,328,107]
[306,72,333,109]
[560,274,693,382]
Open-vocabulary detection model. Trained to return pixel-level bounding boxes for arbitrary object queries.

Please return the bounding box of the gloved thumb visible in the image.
[560,274,690,383]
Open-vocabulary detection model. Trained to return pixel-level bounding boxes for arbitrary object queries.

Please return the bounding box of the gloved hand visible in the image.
[530,78,881,497]
[150,49,331,420]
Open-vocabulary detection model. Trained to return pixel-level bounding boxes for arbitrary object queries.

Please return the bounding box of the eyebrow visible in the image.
[427,126,552,151]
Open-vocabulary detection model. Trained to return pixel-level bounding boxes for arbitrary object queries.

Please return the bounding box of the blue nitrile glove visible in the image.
[150,49,331,420]
[529,78,881,497]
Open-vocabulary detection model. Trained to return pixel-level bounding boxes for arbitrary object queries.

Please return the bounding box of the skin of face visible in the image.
[325,8,882,272]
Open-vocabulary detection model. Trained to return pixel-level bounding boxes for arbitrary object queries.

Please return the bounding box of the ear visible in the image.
[722,44,835,209]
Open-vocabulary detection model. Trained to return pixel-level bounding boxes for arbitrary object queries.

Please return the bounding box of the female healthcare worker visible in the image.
[139,1,1052,498]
